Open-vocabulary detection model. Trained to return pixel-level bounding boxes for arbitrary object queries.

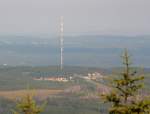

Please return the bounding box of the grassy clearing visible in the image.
[0,89,62,100]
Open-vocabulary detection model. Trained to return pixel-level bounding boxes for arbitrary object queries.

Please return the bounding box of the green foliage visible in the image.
[12,93,46,114]
[102,49,150,114]
[130,97,150,114]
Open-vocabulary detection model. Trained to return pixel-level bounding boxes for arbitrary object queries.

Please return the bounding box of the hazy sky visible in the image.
[0,0,150,36]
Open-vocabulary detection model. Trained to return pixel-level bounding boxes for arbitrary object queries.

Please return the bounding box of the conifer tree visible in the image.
[12,93,46,114]
[101,49,150,114]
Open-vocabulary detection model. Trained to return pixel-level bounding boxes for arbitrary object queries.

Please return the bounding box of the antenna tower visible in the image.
[60,16,64,71]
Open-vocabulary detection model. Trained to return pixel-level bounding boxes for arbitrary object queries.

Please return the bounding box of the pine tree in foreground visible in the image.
[12,93,46,114]
[101,49,150,114]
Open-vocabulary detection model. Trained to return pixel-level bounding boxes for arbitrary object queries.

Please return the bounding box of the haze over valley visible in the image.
[0,35,150,67]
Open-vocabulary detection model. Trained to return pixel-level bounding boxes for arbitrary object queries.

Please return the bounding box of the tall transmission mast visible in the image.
[60,16,64,71]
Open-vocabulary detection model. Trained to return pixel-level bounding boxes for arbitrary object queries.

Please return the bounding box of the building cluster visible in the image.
[83,72,104,80]
[33,77,69,82]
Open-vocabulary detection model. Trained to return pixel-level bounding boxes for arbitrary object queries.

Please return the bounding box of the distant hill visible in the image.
[0,35,150,67]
